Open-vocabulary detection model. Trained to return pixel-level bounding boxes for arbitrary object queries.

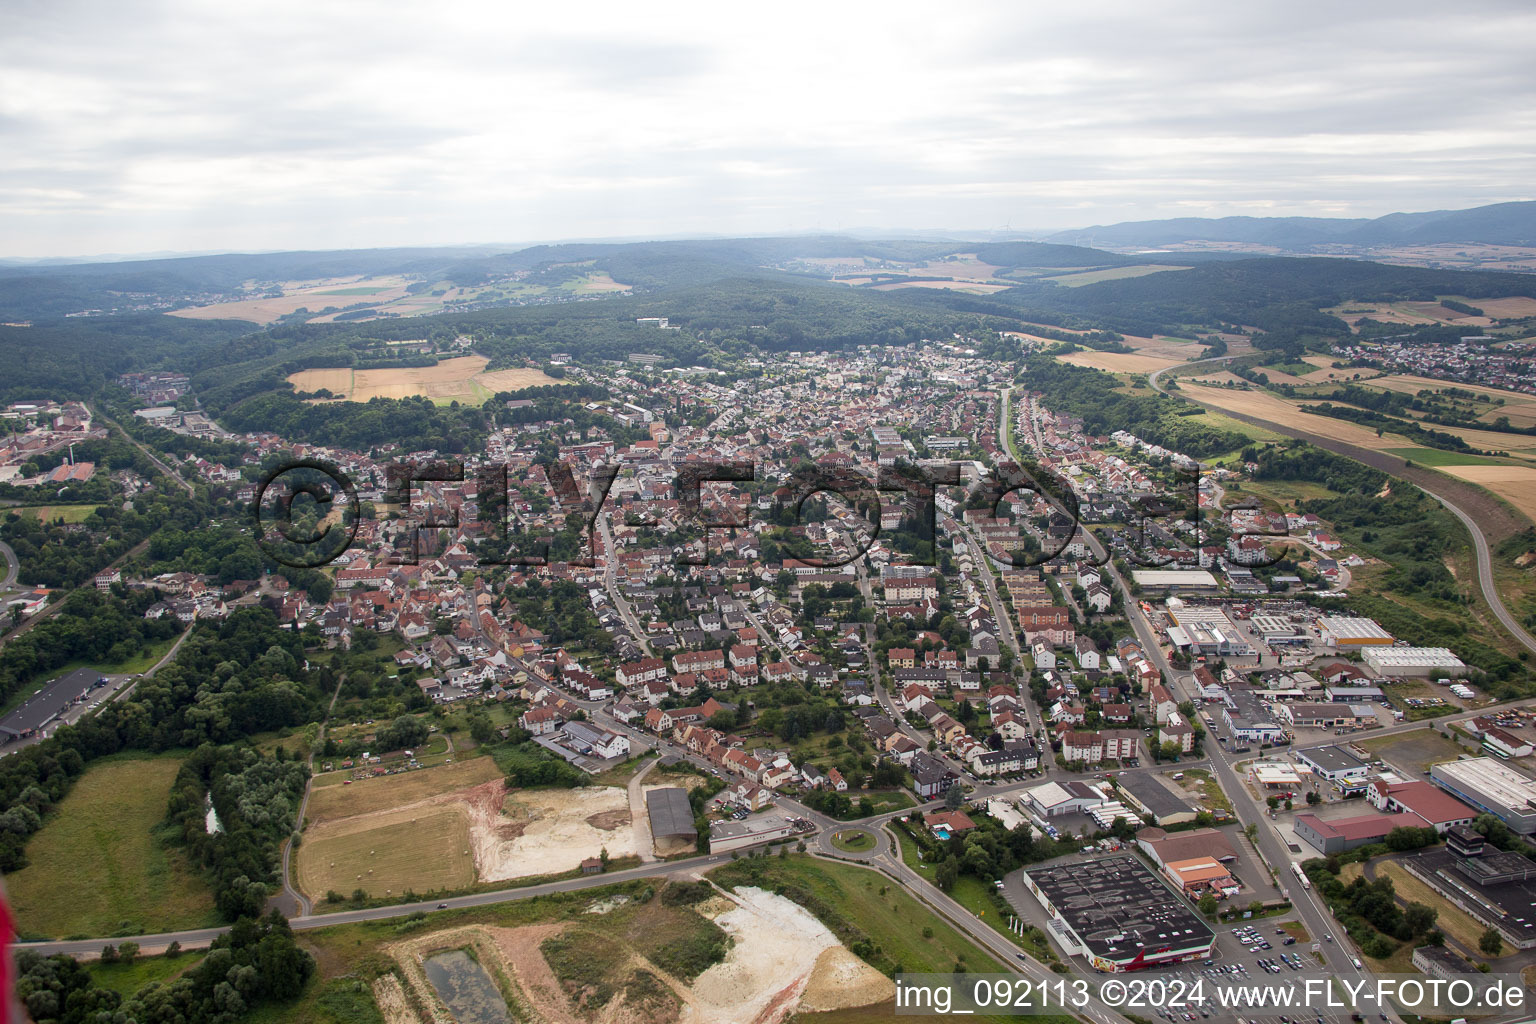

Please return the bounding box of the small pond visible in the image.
[422,949,512,1024]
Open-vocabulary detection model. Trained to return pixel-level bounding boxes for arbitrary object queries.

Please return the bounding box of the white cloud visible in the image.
[2,0,1533,256]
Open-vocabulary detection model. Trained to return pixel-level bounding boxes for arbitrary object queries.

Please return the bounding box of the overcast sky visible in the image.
[3,0,1533,258]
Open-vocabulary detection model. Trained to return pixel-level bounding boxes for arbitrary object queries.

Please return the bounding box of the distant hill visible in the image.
[1047,201,1536,250]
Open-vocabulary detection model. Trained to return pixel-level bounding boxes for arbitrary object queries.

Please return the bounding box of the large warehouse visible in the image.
[1430,758,1536,834]
[1362,646,1467,677]
[1019,855,1214,972]
[1165,605,1255,659]
[1316,616,1394,648]
[645,787,698,853]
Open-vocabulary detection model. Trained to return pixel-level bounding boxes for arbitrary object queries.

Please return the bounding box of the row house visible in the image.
[519,706,563,735]
[562,669,612,701]
[674,648,725,674]
[1062,728,1141,765]
[970,745,1027,777]
[616,657,667,688]
[728,644,759,684]
[1018,606,1074,647]
[718,781,773,812]
[885,575,939,602]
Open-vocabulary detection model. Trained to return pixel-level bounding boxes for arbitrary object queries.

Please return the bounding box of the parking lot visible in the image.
[1138,921,1377,1024]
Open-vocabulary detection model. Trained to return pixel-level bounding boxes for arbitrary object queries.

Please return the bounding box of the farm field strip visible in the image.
[287,355,557,405]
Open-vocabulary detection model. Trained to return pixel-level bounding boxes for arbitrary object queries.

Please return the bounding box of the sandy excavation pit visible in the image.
[297,776,641,901]
[468,781,638,882]
[381,885,890,1024]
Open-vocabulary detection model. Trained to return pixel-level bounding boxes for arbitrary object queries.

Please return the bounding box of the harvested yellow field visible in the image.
[1443,464,1536,520]
[287,355,557,405]
[1296,354,1365,383]
[1367,375,1536,428]
[1185,383,1536,456]
[169,276,413,324]
[1188,371,1250,386]
[868,279,1013,293]
[307,756,503,825]
[1047,264,1190,287]
[297,803,476,900]
[1060,351,1184,374]
[1181,384,1406,449]
[1459,296,1536,318]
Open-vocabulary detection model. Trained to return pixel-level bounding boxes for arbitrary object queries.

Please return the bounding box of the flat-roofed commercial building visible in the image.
[1294,811,1427,854]
[1116,772,1197,826]
[1250,614,1309,644]
[1221,691,1284,746]
[1362,646,1467,677]
[1249,761,1302,790]
[708,814,798,853]
[1296,744,1370,783]
[1430,757,1536,834]
[1317,616,1394,647]
[1402,835,1536,950]
[1131,570,1219,594]
[1166,605,1255,659]
[1019,855,1214,972]
[1411,944,1479,979]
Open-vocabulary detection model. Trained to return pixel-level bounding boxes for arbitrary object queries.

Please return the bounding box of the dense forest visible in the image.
[1018,354,1247,458]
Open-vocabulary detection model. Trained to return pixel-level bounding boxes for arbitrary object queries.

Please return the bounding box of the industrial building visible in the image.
[1249,614,1310,645]
[1116,772,1198,826]
[1130,569,1219,594]
[1165,605,1255,659]
[1019,855,1215,972]
[1402,825,1536,950]
[1316,616,1394,647]
[1295,744,1370,783]
[1293,811,1426,854]
[1361,646,1467,677]
[0,668,109,741]
[1430,757,1536,834]
[708,813,799,853]
[1280,703,1362,730]
[1367,779,1477,833]
[645,788,698,844]
[1024,779,1106,818]
[1135,827,1237,872]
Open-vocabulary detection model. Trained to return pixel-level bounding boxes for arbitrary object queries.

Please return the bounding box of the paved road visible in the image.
[17,851,739,957]
[0,540,17,590]
[597,510,652,657]
[1006,373,1375,995]
[1149,358,1536,659]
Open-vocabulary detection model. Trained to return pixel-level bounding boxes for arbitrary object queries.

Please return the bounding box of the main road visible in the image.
[1003,378,1368,989]
[0,539,18,591]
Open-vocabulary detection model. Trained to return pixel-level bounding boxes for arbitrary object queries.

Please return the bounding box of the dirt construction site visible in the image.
[374,883,892,1024]
[296,758,643,901]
